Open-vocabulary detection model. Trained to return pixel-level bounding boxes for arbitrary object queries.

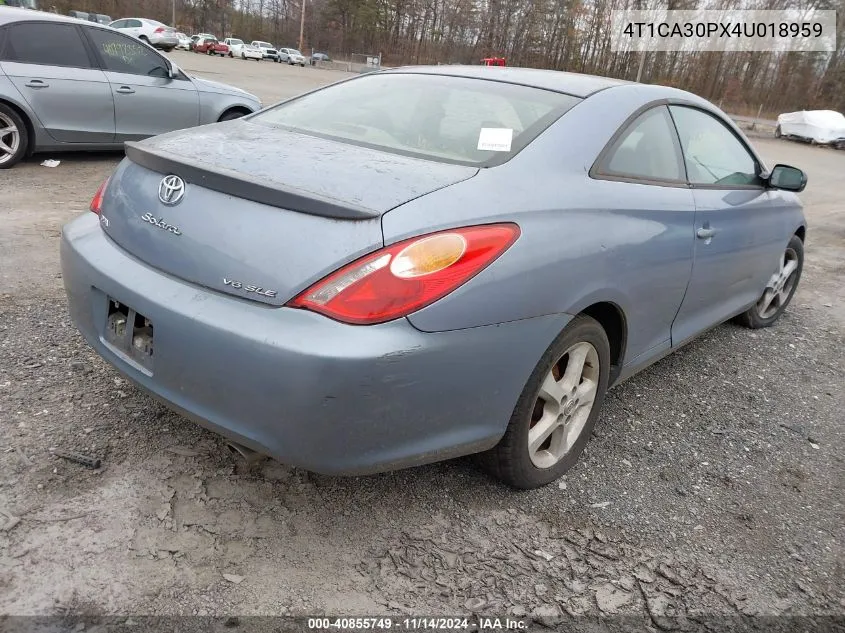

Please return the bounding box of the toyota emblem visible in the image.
[158,175,185,206]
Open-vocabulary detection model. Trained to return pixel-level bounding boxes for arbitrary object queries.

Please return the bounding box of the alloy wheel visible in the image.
[757,247,799,319]
[528,341,600,469]
[0,112,20,166]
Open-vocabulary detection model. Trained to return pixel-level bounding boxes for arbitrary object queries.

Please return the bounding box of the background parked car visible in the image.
[88,13,111,25]
[175,32,192,50]
[190,33,216,50]
[194,36,229,56]
[310,51,330,65]
[278,47,306,66]
[0,8,260,168]
[67,10,88,19]
[223,38,262,60]
[251,41,279,61]
[109,17,178,51]
[776,110,845,148]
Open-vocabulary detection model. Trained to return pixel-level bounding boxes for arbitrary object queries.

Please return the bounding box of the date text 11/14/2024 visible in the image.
[307,617,528,630]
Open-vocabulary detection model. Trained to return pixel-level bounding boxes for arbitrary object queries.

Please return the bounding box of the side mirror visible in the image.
[167,62,178,79]
[767,164,807,192]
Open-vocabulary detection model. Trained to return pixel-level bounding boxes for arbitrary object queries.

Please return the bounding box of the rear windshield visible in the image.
[251,73,581,166]
[230,39,244,45]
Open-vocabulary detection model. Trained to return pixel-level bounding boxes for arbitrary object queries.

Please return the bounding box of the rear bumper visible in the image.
[61,214,569,475]
[150,34,178,47]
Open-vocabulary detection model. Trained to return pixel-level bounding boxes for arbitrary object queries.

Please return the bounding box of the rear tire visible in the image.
[735,235,803,329]
[0,104,28,169]
[479,315,610,489]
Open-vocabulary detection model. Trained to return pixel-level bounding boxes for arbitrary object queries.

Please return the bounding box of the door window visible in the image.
[3,23,91,68]
[87,28,170,78]
[669,106,760,186]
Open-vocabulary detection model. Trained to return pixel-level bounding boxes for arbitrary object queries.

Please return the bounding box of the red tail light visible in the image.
[287,223,520,325]
[90,177,110,215]
[154,26,165,33]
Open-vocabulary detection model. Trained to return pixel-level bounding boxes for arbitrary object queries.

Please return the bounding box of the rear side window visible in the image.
[596,106,684,182]
[87,28,170,77]
[3,23,91,69]
[252,73,581,166]
[669,106,761,187]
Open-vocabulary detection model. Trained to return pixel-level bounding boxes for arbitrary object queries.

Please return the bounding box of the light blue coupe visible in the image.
[61,66,807,488]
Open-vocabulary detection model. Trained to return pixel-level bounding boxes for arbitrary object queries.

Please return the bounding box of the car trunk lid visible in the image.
[98,120,478,306]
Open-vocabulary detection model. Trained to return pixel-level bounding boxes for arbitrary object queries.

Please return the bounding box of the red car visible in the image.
[194,37,229,56]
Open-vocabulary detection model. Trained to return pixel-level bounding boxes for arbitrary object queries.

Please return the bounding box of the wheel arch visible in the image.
[217,105,254,122]
[794,225,806,242]
[579,301,627,384]
[0,97,35,156]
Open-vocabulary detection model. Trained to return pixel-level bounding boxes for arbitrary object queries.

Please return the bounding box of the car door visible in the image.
[84,27,199,142]
[590,104,696,370]
[0,21,114,143]
[668,105,790,346]
[122,19,143,38]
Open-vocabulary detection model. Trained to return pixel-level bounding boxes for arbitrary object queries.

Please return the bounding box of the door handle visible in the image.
[25,80,49,88]
[696,227,716,239]
[115,86,135,94]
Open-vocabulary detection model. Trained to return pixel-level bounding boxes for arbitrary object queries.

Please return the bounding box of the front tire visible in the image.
[735,235,804,329]
[0,104,28,169]
[218,109,247,122]
[480,315,610,489]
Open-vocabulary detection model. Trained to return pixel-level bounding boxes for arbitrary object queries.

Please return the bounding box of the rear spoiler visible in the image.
[124,142,378,220]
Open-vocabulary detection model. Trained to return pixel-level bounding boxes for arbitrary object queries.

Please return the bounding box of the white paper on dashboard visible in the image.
[477,128,513,152]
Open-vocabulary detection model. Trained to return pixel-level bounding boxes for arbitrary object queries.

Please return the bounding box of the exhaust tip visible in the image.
[226,440,264,465]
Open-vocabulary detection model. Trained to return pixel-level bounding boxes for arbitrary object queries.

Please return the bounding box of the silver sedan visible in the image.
[0,9,261,168]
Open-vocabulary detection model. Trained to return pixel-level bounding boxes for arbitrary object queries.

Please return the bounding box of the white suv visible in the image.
[278,48,306,66]
[108,18,178,51]
[251,41,279,62]
[223,38,262,61]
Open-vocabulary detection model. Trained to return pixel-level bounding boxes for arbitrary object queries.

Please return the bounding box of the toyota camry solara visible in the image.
[61,67,807,489]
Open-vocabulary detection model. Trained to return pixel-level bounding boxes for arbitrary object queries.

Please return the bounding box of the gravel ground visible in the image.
[0,57,843,630]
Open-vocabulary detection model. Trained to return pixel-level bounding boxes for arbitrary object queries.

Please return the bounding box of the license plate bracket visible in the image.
[104,298,154,371]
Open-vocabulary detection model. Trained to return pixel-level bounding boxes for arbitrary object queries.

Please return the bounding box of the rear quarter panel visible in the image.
[383,84,704,365]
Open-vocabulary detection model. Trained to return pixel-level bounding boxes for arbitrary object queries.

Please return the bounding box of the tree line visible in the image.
[46,0,845,116]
